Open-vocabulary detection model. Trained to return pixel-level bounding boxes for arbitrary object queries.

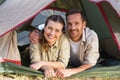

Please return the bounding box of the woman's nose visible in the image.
[50,30,55,36]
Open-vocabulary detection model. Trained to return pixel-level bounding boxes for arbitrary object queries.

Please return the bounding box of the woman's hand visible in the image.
[29,62,42,70]
[41,65,55,78]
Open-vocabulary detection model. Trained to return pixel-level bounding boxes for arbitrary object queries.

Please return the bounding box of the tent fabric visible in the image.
[17,31,30,46]
[0,0,5,5]
[0,0,120,79]
[0,0,55,37]
[31,9,66,28]
[99,2,120,56]
[0,62,43,76]
[0,30,21,64]
[90,0,120,17]
[100,2,120,46]
[0,62,120,79]
[71,65,120,78]
[50,0,83,11]
[89,0,120,50]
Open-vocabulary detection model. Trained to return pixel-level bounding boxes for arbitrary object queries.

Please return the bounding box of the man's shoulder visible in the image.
[85,27,97,36]
[85,27,98,41]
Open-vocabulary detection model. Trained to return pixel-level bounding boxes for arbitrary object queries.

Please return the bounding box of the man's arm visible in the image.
[56,64,92,78]
[29,29,40,43]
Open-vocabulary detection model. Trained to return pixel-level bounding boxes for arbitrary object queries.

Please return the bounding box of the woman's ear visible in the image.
[43,26,46,31]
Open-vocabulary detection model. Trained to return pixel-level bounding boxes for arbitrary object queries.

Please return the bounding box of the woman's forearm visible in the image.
[40,61,65,69]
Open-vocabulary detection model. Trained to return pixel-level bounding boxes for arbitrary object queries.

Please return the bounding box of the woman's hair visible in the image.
[45,15,65,32]
[40,15,65,51]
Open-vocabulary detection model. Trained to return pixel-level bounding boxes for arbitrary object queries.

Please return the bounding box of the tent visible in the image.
[0,62,120,79]
[0,0,119,60]
[0,0,120,79]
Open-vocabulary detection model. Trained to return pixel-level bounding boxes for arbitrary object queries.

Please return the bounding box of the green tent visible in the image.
[0,0,120,79]
[0,0,119,59]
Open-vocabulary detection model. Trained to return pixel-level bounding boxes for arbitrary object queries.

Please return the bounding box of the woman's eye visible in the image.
[48,27,52,30]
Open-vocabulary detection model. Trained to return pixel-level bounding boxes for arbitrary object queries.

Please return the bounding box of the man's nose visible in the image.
[71,25,76,30]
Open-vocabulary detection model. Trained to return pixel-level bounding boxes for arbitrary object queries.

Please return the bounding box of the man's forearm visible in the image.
[69,64,92,74]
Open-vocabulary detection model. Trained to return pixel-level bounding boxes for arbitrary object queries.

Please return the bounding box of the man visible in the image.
[29,9,99,78]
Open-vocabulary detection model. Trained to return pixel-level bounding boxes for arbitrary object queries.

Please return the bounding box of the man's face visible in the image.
[67,13,86,41]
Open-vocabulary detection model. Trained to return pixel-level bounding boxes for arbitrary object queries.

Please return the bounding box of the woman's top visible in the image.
[30,34,70,67]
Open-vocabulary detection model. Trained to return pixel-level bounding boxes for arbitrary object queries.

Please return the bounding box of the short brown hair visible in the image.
[66,9,86,21]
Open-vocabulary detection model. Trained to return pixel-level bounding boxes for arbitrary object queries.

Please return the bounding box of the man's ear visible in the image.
[83,21,86,29]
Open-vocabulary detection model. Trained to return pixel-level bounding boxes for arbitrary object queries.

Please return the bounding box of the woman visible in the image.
[29,15,70,78]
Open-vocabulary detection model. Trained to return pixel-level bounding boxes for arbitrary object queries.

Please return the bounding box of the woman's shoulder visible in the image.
[60,34,69,41]
[57,34,69,45]
[58,34,70,48]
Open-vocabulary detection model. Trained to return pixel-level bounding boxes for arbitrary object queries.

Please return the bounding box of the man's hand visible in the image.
[55,69,73,78]
[55,64,92,78]
[29,29,40,43]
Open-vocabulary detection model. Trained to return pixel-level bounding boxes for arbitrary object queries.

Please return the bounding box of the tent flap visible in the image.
[0,0,55,36]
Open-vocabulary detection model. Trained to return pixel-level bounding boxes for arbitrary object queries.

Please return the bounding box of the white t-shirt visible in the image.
[69,39,81,66]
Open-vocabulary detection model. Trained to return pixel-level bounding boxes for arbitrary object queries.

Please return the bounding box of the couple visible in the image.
[29,9,100,78]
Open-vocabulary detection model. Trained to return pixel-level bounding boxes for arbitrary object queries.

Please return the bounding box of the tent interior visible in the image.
[0,0,120,66]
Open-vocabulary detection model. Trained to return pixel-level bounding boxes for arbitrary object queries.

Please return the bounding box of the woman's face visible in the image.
[44,20,63,46]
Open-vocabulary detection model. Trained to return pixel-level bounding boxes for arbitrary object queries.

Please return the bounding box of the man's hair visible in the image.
[66,9,86,21]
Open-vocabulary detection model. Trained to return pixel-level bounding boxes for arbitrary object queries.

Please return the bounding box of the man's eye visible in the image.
[68,23,72,26]
[55,29,60,33]
[75,22,79,26]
